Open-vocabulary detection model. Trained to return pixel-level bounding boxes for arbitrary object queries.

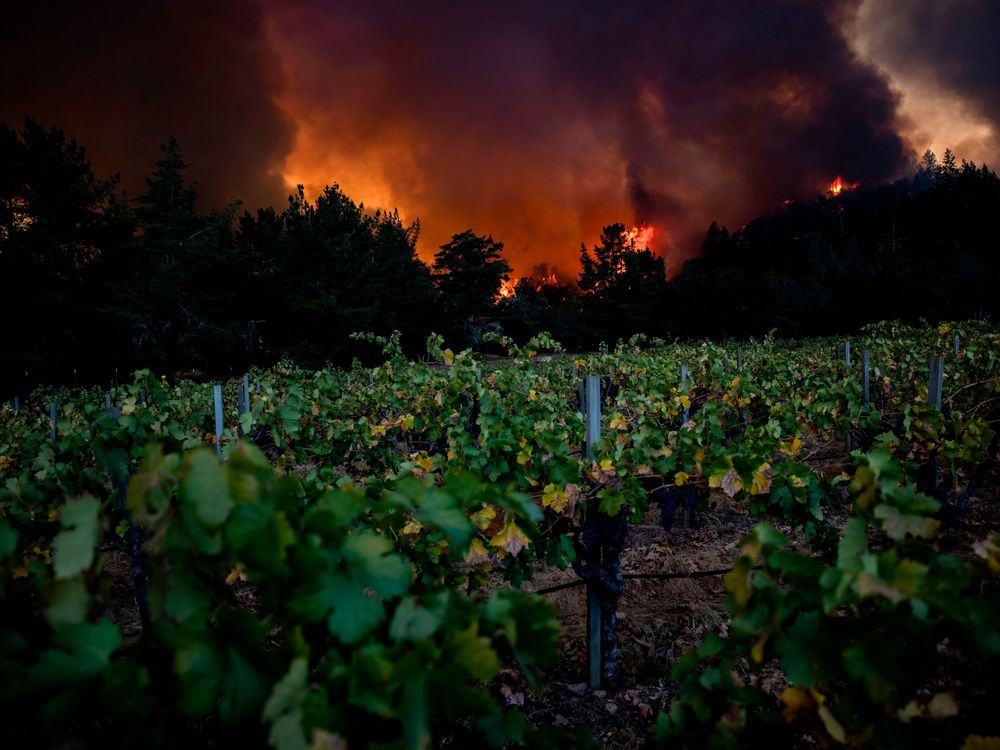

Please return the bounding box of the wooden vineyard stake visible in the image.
[243,374,251,415]
[680,364,690,423]
[927,355,944,491]
[13,396,19,413]
[954,334,960,357]
[584,375,601,461]
[862,350,870,409]
[927,356,944,410]
[583,374,602,689]
[237,380,246,437]
[844,341,851,367]
[49,402,57,441]
[213,384,224,457]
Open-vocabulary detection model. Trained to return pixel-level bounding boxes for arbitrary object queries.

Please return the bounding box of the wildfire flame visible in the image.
[496,269,564,301]
[498,278,518,299]
[827,176,859,196]
[626,224,655,249]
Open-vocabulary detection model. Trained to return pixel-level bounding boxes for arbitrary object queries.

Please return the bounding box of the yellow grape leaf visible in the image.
[470,506,497,531]
[415,454,434,472]
[465,537,489,564]
[401,520,423,536]
[676,395,691,409]
[599,458,614,472]
[609,413,627,430]
[963,737,1000,750]
[973,537,1000,573]
[751,463,773,495]
[855,571,905,604]
[818,705,847,744]
[900,692,958,721]
[443,348,454,365]
[938,324,951,335]
[780,437,802,456]
[674,471,689,486]
[490,519,530,556]
[541,484,568,514]
[781,686,814,721]
[516,450,532,465]
[750,635,768,663]
[225,564,247,585]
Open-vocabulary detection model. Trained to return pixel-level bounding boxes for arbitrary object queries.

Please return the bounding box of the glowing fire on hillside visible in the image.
[496,269,565,301]
[827,176,859,196]
[626,223,656,249]
[498,278,518,299]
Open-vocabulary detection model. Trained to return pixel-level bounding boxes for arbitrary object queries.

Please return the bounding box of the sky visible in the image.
[3,0,998,277]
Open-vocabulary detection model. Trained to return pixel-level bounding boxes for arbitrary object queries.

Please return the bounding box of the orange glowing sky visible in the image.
[262,1,998,277]
[3,0,998,278]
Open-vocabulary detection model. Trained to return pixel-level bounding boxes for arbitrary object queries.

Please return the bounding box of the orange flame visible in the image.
[626,224,655,249]
[495,270,566,301]
[497,277,518,299]
[827,176,859,196]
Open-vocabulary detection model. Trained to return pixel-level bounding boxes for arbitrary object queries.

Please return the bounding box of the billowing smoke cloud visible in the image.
[267,0,910,272]
[5,0,996,276]
[851,0,1000,166]
[0,0,294,210]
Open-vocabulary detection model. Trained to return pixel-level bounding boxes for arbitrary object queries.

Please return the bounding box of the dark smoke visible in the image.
[6,0,995,274]
[267,0,913,271]
[858,0,1000,161]
[0,0,294,210]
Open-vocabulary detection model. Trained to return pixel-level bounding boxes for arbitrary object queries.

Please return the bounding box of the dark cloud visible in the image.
[269,0,911,272]
[0,0,294,210]
[856,0,1000,159]
[11,0,987,274]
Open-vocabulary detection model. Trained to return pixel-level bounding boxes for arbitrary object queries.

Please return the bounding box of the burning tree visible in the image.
[578,223,670,343]
[432,229,512,345]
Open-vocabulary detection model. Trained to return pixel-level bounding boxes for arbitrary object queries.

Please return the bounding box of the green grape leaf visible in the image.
[0,516,18,558]
[448,625,501,682]
[327,574,386,644]
[179,449,234,528]
[264,657,309,750]
[390,596,445,642]
[52,496,100,579]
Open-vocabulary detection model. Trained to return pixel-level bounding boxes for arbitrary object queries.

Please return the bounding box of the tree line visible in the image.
[2,119,998,394]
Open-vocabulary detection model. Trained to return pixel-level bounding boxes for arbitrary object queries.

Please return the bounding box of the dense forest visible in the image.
[2,119,998,395]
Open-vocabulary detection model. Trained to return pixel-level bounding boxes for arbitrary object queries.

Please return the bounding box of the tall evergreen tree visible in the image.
[577,224,669,345]
[0,119,133,392]
[432,230,511,323]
